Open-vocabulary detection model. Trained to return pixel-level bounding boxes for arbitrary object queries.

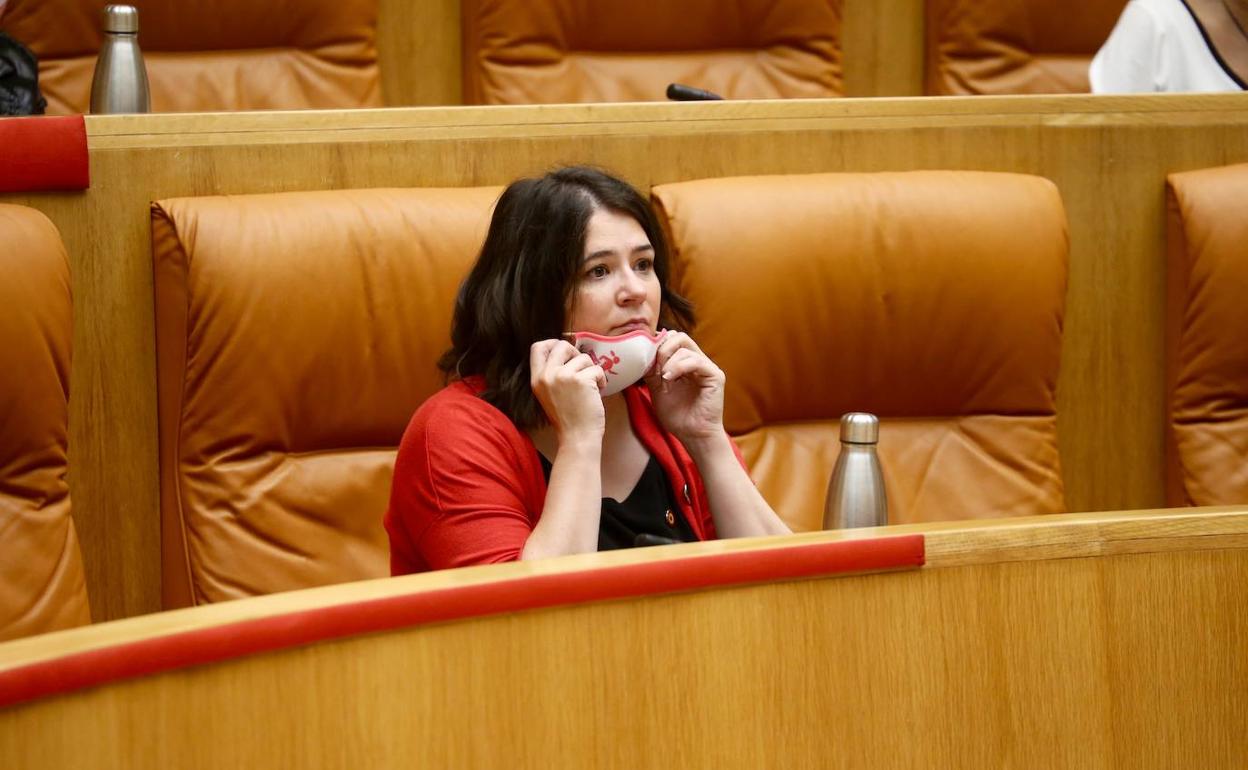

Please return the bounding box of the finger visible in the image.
[561,353,597,373]
[530,339,561,382]
[655,331,702,370]
[661,348,716,382]
[531,340,582,388]
[530,339,560,357]
[544,340,582,368]
[647,340,692,386]
[577,364,607,392]
[644,339,675,382]
[660,346,697,371]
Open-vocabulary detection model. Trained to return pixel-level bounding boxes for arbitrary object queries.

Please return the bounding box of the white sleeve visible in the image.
[1089,0,1164,93]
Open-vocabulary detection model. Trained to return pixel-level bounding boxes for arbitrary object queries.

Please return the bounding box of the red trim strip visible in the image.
[0,115,90,193]
[0,535,923,709]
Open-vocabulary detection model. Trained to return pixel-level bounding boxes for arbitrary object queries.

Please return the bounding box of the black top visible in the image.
[537,453,698,550]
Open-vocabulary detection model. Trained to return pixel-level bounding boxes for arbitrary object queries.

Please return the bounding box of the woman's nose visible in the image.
[617,270,646,302]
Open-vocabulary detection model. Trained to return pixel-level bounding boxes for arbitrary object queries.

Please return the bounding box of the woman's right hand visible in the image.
[529,339,607,444]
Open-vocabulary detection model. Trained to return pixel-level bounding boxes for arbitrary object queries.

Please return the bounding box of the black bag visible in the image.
[0,31,47,115]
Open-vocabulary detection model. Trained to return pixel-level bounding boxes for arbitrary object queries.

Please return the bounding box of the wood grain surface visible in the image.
[3,93,1247,620]
[0,508,1244,769]
[377,0,462,106]
[843,0,926,96]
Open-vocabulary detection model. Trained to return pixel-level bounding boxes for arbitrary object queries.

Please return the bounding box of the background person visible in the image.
[1091,0,1248,92]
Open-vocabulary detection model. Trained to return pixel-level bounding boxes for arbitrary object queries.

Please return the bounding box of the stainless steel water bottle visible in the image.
[89,5,150,114]
[822,412,888,529]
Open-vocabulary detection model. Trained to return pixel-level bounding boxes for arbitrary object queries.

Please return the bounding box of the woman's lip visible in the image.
[612,321,651,333]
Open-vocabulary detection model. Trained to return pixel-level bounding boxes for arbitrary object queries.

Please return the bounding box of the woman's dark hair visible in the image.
[438,165,695,429]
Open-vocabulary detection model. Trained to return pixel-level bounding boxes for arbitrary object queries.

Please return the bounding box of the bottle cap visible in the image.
[839,412,879,444]
[103,5,139,33]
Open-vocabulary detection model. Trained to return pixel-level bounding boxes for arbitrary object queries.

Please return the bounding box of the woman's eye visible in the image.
[635,258,653,272]
[586,265,608,279]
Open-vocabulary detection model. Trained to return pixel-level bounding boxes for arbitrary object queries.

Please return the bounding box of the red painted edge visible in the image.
[0,535,923,709]
[0,115,90,193]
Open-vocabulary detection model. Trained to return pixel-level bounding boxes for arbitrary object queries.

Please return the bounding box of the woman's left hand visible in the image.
[644,330,726,445]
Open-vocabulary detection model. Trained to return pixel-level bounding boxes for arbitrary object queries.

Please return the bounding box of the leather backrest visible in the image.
[0,0,381,113]
[653,171,1069,531]
[926,0,1127,94]
[151,187,499,606]
[1165,162,1248,506]
[0,204,91,640]
[462,0,843,104]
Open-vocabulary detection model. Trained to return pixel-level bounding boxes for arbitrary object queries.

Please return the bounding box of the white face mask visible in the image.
[568,330,667,396]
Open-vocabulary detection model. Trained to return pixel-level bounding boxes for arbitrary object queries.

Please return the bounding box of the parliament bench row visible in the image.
[3,161,1245,641]
[1,0,1128,112]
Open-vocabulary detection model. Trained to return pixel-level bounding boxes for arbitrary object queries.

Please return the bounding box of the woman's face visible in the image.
[565,206,662,335]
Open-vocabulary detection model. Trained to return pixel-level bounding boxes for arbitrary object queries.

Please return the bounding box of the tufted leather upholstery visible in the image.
[926,0,1127,94]
[151,187,499,606]
[462,0,843,104]
[653,171,1069,531]
[0,0,381,114]
[1165,162,1248,506]
[0,204,91,640]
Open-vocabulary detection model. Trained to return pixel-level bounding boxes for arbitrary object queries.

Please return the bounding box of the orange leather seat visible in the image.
[151,187,498,606]
[1165,162,1248,506]
[926,0,1126,94]
[0,205,91,640]
[462,0,843,104]
[1,0,381,114]
[653,171,1069,531]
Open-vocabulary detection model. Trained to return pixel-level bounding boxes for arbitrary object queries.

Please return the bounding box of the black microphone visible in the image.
[634,533,683,548]
[666,83,724,101]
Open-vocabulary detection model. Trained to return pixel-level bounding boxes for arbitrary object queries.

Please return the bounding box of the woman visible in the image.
[385,166,790,573]
[1090,0,1246,94]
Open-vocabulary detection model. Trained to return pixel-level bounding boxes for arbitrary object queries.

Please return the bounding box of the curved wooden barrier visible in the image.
[1,508,1244,768]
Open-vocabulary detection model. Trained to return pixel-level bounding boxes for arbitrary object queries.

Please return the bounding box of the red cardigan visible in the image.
[385,377,728,573]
